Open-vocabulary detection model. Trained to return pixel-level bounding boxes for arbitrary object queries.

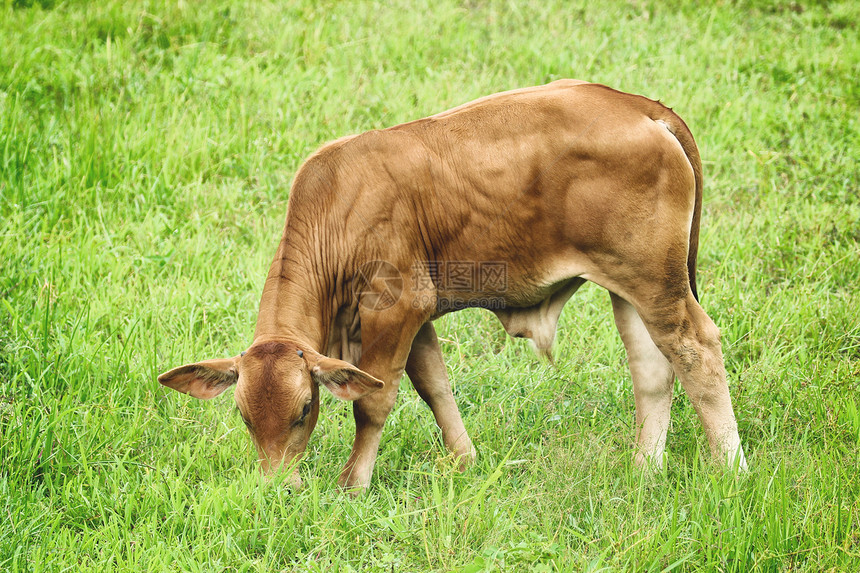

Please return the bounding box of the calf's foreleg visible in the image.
[406,322,476,469]
[338,299,431,492]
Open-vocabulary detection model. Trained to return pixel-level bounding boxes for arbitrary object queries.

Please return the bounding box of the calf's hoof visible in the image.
[454,444,477,471]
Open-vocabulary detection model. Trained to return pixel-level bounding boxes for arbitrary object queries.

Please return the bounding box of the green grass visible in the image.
[1,0,859,570]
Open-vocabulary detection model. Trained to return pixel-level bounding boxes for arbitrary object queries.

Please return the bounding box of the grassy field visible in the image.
[1,0,859,570]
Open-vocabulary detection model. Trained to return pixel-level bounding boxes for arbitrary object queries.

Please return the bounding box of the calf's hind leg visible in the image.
[610,293,676,468]
[406,322,476,468]
[635,293,747,470]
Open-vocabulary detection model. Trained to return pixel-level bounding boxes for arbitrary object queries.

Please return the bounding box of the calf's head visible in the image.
[158,339,384,486]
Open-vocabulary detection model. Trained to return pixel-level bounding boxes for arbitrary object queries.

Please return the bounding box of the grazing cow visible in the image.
[159,80,747,491]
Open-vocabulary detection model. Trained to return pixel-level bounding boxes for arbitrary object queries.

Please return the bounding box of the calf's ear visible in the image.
[301,351,384,401]
[158,357,240,400]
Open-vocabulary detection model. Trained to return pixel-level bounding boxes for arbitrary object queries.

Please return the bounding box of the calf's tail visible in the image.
[656,111,703,302]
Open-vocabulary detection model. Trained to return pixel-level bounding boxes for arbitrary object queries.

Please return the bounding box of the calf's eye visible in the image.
[292,401,313,427]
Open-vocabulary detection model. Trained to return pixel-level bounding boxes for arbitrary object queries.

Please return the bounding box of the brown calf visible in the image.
[159,80,747,491]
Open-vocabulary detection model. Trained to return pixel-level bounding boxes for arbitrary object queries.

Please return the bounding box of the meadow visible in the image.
[1,0,858,570]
